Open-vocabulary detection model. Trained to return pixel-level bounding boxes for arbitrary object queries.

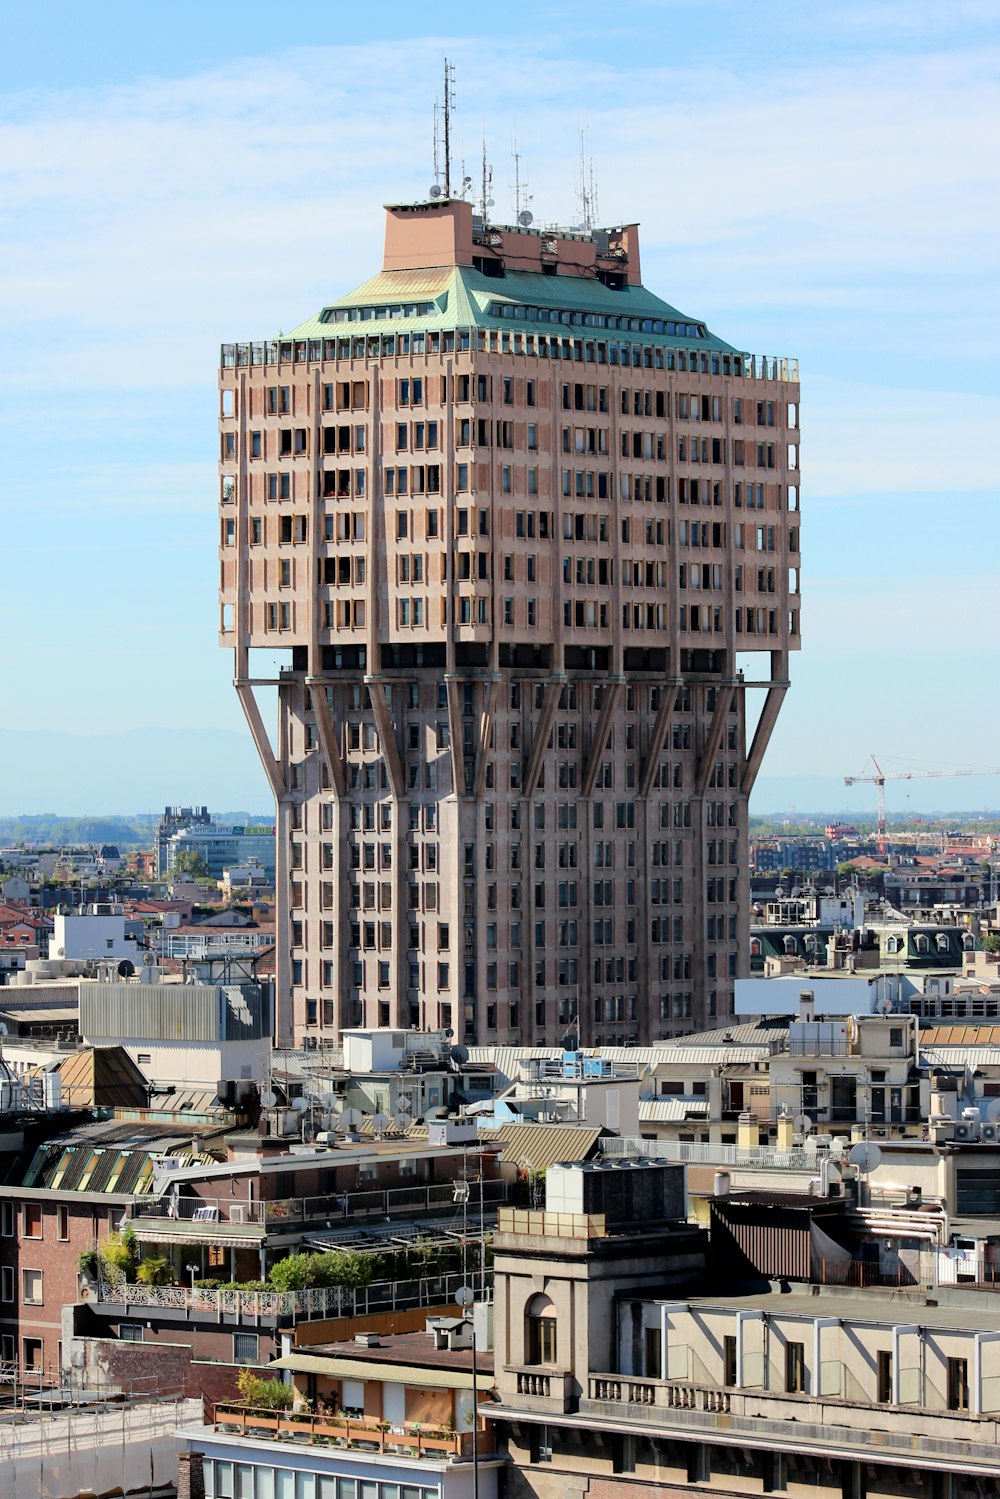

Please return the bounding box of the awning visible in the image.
[272,1353,477,1388]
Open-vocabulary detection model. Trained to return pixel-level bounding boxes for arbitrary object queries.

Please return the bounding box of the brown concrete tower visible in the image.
[218,198,800,1048]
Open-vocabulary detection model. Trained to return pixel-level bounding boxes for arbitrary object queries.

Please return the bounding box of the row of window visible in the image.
[0,1201,69,1239]
[224,331,795,378]
[203,1457,436,1499]
[488,301,706,338]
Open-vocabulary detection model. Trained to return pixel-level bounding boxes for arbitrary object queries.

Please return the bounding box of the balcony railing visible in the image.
[580,1375,1000,1469]
[219,340,798,385]
[128,1180,508,1232]
[93,1272,491,1322]
[505,1365,575,1411]
[600,1138,823,1170]
[210,1402,494,1461]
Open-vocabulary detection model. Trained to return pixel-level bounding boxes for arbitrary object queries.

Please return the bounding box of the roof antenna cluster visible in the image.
[429,57,458,200]
[575,126,599,232]
[510,138,533,227]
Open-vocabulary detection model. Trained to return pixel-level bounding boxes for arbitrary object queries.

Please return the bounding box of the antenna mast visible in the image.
[511,139,533,226]
[479,136,494,225]
[432,99,440,194]
[442,56,455,198]
[577,127,599,231]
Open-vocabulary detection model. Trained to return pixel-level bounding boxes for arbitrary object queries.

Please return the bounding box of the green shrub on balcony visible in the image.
[235,1368,294,1410]
[136,1256,174,1286]
[99,1226,139,1284]
[269,1250,372,1292]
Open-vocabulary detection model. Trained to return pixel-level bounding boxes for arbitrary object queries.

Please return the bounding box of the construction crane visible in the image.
[844,757,1000,855]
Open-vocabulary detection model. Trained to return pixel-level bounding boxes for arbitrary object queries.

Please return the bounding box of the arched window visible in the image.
[886,936,901,955]
[750,939,762,959]
[915,934,930,955]
[936,934,950,953]
[525,1293,558,1365]
[783,936,797,956]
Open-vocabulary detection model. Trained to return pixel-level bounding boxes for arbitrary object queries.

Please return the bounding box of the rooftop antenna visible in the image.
[479,136,494,224]
[443,56,455,198]
[576,126,599,232]
[429,59,456,200]
[511,138,533,227]
[430,96,441,198]
[458,148,473,201]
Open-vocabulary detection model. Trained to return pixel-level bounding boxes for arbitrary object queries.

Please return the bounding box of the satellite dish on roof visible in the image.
[339,1107,363,1129]
[794,1114,812,1134]
[320,1092,338,1107]
[261,1090,277,1108]
[394,1112,413,1132]
[849,1141,882,1174]
[518,210,534,227]
[428,184,442,199]
[118,959,135,978]
[987,1099,1000,1123]
[370,1112,390,1136]
[451,1044,469,1066]
[291,1097,309,1113]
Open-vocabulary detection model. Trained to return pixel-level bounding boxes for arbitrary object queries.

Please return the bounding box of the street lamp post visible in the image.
[185,1262,199,1299]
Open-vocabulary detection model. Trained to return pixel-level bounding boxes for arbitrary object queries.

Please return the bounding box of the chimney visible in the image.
[776,1110,795,1152]
[799,988,815,1023]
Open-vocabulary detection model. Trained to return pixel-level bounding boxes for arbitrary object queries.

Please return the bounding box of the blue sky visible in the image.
[0,0,997,817]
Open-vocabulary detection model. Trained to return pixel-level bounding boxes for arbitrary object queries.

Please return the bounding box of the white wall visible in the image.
[82,1037,268,1090]
[736,975,877,1017]
[51,912,140,963]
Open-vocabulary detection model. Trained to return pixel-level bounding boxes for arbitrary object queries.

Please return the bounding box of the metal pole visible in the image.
[470,1319,479,1499]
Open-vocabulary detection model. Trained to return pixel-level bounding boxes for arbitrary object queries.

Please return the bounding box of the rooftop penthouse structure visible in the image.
[219,196,801,1047]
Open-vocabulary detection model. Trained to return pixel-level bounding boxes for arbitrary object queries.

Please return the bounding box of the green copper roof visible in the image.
[288,264,741,354]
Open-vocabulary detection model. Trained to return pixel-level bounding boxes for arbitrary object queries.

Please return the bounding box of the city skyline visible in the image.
[1,0,997,817]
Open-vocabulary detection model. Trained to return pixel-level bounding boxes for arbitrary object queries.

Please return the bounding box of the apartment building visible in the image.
[219,196,800,1047]
[491,1160,1000,1499]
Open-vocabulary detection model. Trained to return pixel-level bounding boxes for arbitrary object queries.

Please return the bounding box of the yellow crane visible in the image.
[843,758,1000,855]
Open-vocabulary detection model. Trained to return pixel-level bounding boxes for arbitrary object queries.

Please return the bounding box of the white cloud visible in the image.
[0,36,995,369]
[807,378,1000,494]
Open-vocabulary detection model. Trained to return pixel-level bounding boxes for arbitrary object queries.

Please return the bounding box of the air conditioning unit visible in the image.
[955,1123,974,1141]
[981,1124,1000,1142]
[229,1204,248,1223]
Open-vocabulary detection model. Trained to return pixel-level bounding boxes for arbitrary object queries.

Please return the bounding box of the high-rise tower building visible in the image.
[218,198,800,1048]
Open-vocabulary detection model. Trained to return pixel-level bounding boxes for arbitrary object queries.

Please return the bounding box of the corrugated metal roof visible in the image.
[644,1046,771,1066]
[480,1121,602,1170]
[640,1098,710,1122]
[468,1042,770,1087]
[921,1048,1000,1067]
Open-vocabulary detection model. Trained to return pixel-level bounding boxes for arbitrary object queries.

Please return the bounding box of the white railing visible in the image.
[600,1137,823,1171]
[94,1271,491,1321]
